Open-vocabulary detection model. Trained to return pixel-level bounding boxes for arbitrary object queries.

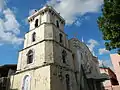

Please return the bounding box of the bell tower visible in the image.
[11,5,77,90]
[17,5,68,71]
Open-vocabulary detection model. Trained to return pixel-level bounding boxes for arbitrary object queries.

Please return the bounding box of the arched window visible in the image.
[62,50,67,63]
[59,33,63,43]
[22,75,30,90]
[27,50,33,64]
[66,74,70,90]
[56,20,59,28]
[32,32,36,42]
[35,19,38,28]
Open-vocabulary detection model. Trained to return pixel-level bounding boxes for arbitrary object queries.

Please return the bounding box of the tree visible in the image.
[98,0,120,54]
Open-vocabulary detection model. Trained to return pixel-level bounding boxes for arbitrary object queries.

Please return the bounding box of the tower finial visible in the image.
[82,37,84,42]
[102,61,107,72]
[45,4,49,7]
[73,32,78,38]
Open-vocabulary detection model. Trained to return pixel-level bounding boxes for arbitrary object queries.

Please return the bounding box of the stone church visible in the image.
[9,5,109,90]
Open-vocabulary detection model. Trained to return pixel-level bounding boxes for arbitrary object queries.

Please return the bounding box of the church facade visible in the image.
[10,5,109,90]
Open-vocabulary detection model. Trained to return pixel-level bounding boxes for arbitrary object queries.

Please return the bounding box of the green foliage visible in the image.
[98,0,120,54]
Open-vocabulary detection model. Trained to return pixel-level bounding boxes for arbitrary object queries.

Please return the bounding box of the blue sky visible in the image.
[0,0,113,68]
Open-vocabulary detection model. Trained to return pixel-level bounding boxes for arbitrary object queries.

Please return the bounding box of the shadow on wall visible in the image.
[0,77,18,90]
[0,64,17,90]
[0,77,10,90]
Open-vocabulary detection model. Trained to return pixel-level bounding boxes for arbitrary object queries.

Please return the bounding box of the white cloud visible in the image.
[29,9,36,16]
[74,20,82,26]
[99,48,110,55]
[47,0,103,24]
[74,16,90,26]
[0,0,5,12]
[98,59,114,71]
[0,0,23,45]
[98,59,103,66]
[87,39,99,55]
[3,8,20,34]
